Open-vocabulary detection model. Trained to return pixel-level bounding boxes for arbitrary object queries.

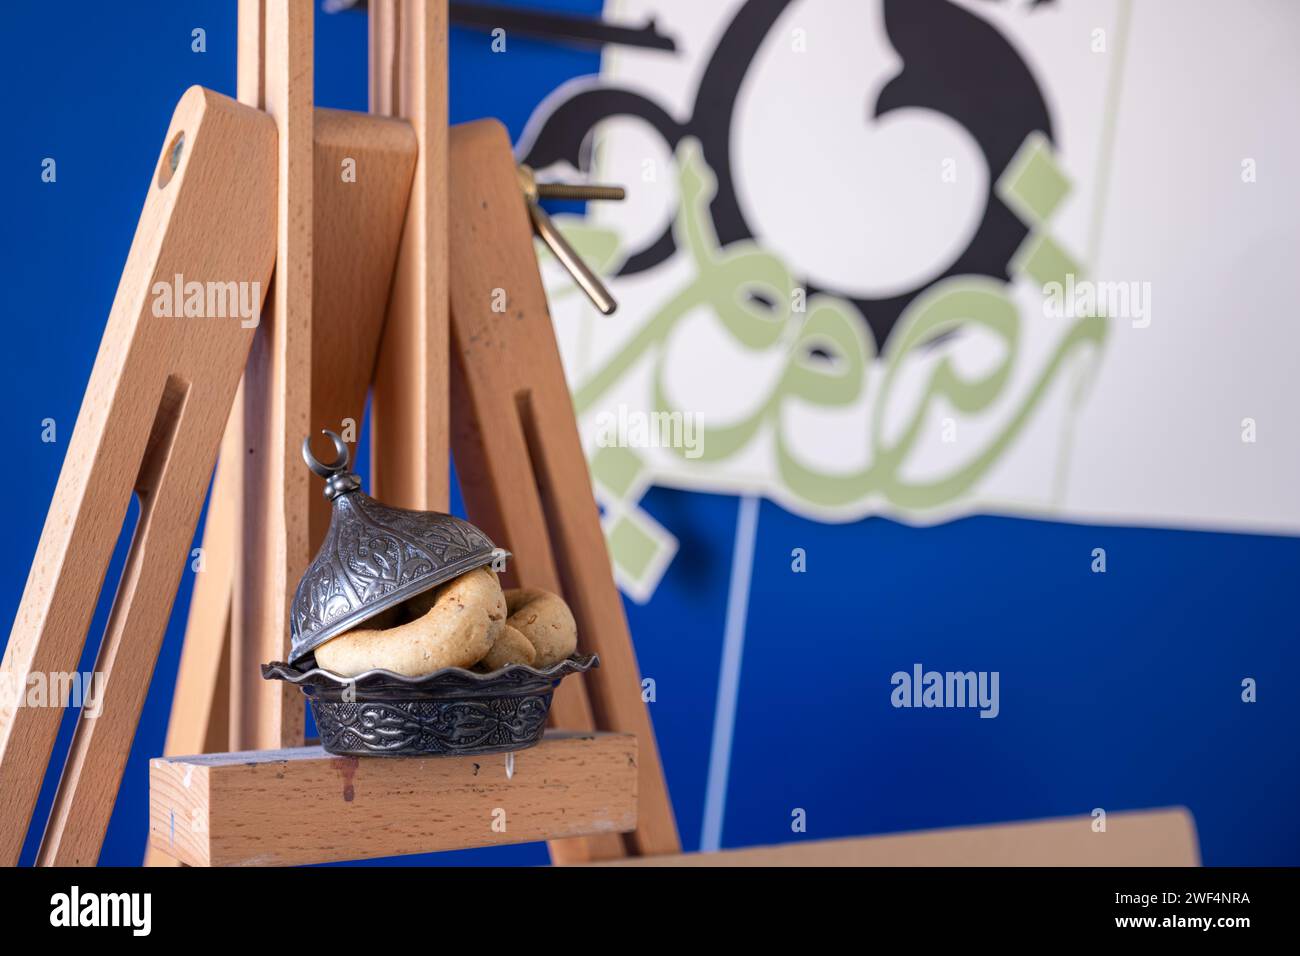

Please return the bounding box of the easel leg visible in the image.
[447,120,681,863]
[0,88,278,866]
[369,0,451,511]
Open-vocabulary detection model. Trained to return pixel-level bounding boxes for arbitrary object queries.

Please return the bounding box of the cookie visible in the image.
[478,622,537,671]
[315,567,506,677]
[504,587,578,668]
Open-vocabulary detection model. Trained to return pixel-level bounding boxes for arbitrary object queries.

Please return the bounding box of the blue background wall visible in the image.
[1,0,1296,866]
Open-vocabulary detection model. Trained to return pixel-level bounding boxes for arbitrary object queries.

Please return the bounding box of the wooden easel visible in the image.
[1,0,1201,870]
[0,0,677,868]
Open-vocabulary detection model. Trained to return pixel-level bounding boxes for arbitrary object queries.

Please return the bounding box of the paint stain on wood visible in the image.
[330,756,360,802]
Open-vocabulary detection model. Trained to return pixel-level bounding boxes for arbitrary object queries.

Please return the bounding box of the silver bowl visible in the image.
[261,655,598,757]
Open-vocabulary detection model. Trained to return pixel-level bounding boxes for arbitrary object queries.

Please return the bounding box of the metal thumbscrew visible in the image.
[517,164,626,316]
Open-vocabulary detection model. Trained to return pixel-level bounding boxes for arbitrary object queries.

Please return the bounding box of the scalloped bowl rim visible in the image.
[261,653,599,687]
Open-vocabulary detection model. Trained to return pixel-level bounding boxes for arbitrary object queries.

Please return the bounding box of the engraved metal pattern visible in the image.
[288,431,499,663]
[262,655,598,757]
[312,695,552,757]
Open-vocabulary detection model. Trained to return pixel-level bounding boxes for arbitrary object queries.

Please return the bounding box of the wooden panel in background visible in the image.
[307,107,418,546]
[597,808,1200,867]
[149,732,638,867]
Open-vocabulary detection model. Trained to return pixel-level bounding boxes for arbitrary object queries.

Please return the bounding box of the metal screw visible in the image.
[535,182,626,202]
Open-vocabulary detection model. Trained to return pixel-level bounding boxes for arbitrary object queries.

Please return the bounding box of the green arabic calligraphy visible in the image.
[569,138,1107,512]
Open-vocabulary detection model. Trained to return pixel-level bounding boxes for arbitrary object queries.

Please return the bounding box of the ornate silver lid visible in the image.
[288,430,500,664]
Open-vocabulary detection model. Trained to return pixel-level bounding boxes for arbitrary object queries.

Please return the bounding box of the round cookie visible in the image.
[315,566,506,677]
[478,622,537,671]
[504,587,577,668]
[401,566,505,622]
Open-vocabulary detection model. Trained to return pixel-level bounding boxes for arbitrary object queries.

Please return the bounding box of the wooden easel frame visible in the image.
[0,85,280,866]
[2,0,678,867]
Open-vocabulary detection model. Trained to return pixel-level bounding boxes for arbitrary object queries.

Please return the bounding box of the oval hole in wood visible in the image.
[157,131,185,190]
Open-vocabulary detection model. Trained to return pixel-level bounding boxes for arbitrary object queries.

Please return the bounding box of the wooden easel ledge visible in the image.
[149,731,638,867]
